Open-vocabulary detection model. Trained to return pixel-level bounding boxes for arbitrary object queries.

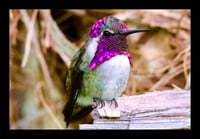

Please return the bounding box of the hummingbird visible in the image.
[63,16,150,128]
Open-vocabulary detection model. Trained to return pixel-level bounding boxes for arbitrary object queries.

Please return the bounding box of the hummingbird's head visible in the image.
[88,16,150,70]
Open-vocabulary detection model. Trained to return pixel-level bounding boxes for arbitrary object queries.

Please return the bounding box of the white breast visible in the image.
[97,55,130,100]
[85,38,130,100]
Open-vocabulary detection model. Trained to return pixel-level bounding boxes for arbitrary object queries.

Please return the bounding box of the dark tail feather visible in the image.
[62,96,77,127]
[63,103,93,127]
[70,106,93,122]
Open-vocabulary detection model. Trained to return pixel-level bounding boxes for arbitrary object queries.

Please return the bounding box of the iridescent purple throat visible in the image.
[88,16,132,70]
[89,50,133,70]
[89,36,133,70]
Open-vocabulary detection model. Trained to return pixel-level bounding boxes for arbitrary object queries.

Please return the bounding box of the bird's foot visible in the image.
[110,98,118,108]
[92,98,105,109]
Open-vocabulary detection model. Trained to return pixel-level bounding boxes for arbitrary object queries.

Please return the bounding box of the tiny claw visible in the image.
[110,98,118,108]
[93,98,105,109]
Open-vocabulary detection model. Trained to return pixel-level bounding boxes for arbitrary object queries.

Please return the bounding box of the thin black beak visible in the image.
[119,29,151,36]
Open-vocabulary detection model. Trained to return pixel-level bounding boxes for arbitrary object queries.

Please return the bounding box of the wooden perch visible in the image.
[79,90,190,129]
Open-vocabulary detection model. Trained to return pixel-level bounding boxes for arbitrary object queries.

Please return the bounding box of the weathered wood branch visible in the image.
[80,90,190,129]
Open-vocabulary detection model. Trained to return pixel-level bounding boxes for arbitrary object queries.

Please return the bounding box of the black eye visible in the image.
[103,31,112,36]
